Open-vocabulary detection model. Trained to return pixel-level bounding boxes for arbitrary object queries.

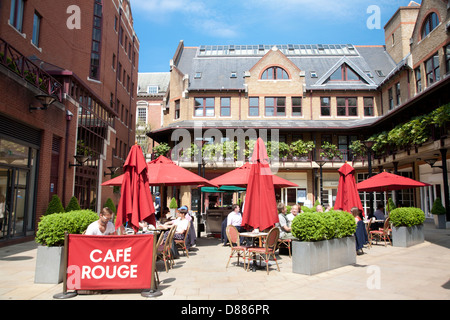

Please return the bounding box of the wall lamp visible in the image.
[104,166,120,176]
[69,155,90,168]
[29,94,57,112]
[424,158,443,169]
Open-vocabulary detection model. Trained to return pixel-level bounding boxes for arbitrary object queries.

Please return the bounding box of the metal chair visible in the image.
[370,217,392,246]
[225,225,249,269]
[247,227,280,274]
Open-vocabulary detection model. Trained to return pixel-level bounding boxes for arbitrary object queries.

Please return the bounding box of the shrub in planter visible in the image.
[65,196,81,212]
[431,198,446,229]
[389,207,425,227]
[104,197,117,214]
[45,194,65,216]
[36,210,99,247]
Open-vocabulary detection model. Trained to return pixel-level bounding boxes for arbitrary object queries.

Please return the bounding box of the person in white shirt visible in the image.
[163,206,189,241]
[227,204,245,232]
[85,207,116,235]
[286,204,300,225]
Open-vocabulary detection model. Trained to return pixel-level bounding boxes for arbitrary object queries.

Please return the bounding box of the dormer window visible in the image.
[147,86,158,94]
[327,64,360,81]
[261,67,289,80]
[194,72,202,79]
[421,12,439,39]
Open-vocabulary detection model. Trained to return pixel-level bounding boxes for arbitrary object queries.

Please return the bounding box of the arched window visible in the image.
[261,67,289,80]
[421,12,439,39]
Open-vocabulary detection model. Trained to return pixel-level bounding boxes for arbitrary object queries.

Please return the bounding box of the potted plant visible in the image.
[34,210,98,284]
[65,196,81,212]
[389,207,425,247]
[45,194,65,216]
[152,142,170,157]
[169,197,178,218]
[103,197,117,214]
[320,142,343,161]
[431,197,447,229]
[291,140,315,161]
[291,210,356,275]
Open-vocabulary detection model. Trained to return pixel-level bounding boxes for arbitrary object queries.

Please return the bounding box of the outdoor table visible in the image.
[239,232,268,272]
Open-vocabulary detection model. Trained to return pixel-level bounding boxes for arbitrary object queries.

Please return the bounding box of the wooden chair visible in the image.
[175,221,190,258]
[365,219,372,248]
[247,227,280,275]
[277,238,292,258]
[154,231,165,285]
[369,217,392,246]
[157,225,176,272]
[225,225,249,269]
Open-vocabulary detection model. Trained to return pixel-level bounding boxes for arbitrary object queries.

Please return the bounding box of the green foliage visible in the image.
[291,140,315,157]
[389,207,425,227]
[314,199,321,207]
[104,198,117,214]
[320,141,343,160]
[349,140,366,158]
[153,143,171,157]
[35,210,99,246]
[291,210,356,241]
[301,206,314,213]
[431,198,446,215]
[65,196,81,212]
[169,197,178,209]
[45,195,65,216]
[386,198,396,213]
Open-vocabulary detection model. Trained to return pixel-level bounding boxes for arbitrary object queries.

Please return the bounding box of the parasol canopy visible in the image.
[356,171,430,192]
[334,162,363,214]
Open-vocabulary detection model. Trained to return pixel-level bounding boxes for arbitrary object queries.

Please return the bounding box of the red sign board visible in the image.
[66,234,154,290]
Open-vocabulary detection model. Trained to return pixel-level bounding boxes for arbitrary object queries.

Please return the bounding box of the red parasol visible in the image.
[102,155,218,187]
[208,162,298,188]
[356,171,430,192]
[334,162,363,215]
[115,144,156,232]
[241,138,279,231]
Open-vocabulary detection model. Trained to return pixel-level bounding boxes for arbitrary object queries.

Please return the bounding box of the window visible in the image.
[249,97,259,116]
[395,82,401,106]
[137,108,147,123]
[337,97,357,116]
[415,67,422,93]
[388,88,394,110]
[265,97,286,116]
[328,64,360,81]
[194,97,214,117]
[9,0,24,32]
[32,12,42,47]
[147,86,158,94]
[421,12,439,39]
[292,97,302,116]
[363,97,374,116]
[320,97,331,116]
[446,44,450,74]
[90,0,103,79]
[174,100,180,119]
[425,53,440,85]
[194,72,202,79]
[220,97,231,117]
[112,53,116,70]
[261,67,289,80]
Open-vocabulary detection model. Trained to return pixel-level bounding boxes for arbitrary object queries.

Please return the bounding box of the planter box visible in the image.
[433,215,447,229]
[34,245,64,284]
[292,237,356,275]
[392,225,424,248]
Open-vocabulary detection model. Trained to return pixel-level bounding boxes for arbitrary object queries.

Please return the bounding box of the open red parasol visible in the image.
[356,171,430,192]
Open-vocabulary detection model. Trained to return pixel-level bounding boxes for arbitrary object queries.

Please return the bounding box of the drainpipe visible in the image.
[62,109,73,207]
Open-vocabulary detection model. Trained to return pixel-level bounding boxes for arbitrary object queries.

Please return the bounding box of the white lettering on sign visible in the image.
[89,247,132,263]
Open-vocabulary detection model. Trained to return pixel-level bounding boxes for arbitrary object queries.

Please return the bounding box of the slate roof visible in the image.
[137,72,170,96]
[175,44,397,92]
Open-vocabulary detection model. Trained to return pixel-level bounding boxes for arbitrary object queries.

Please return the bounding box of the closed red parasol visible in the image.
[115,144,156,232]
[334,162,363,215]
[241,138,279,231]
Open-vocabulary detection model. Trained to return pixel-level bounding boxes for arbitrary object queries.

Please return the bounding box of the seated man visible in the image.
[276,203,295,240]
[286,204,300,224]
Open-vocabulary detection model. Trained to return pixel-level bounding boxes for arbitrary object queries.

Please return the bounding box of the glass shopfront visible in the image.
[0,138,38,241]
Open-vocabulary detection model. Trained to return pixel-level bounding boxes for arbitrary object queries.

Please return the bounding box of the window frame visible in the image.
[90,0,103,80]
[328,64,361,82]
[264,97,286,117]
[320,97,331,117]
[248,97,259,117]
[446,44,450,75]
[421,12,439,39]
[388,88,394,110]
[395,82,401,106]
[32,11,42,48]
[220,97,231,117]
[292,97,302,117]
[194,97,215,117]
[260,67,289,80]
[336,97,358,117]
[425,52,440,86]
[9,0,24,33]
[363,97,374,117]
[137,107,147,124]
[174,99,180,119]
[415,67,422,93]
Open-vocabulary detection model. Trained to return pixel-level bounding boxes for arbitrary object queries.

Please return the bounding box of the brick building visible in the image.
[149,0,449,222]
[0,0,139,245]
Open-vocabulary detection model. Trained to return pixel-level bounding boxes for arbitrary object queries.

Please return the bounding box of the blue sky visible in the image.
[130,0,420,73]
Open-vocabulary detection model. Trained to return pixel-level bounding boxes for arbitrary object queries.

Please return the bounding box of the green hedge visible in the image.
[389,207,425,227]
[35,210,99,247]
[291,210,356,242]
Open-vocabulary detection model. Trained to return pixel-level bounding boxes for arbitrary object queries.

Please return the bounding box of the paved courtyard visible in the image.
[0,220,449,301]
